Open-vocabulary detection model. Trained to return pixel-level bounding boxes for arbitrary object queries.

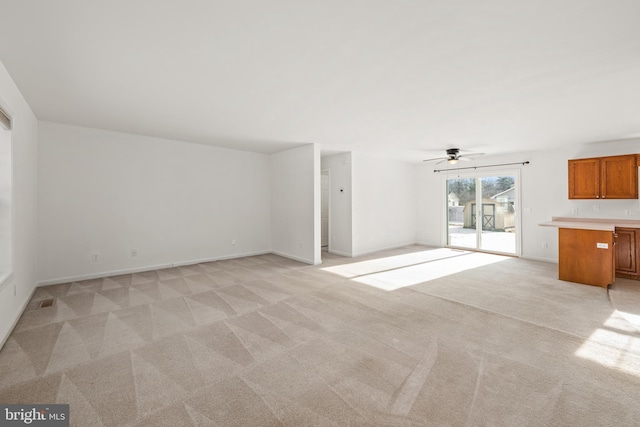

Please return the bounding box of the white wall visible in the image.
[0,127,11,277]
[270,144,320,264]
[321,153,353,257]
[351,152,418,256]
[416,163,443,248]
[38,122,272,284]
[417,140,640,263]
[0,60,39,348]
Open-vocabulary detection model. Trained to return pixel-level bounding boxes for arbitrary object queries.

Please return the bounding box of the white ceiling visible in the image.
[1,1,639,161]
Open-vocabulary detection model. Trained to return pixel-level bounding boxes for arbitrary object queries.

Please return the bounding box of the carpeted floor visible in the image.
[1,245,640,426]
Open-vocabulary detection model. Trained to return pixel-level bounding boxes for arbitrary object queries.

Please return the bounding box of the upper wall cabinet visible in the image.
[568,154,638,199]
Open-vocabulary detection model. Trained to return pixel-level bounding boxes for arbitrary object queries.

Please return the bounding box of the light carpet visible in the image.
[1,245,640,426]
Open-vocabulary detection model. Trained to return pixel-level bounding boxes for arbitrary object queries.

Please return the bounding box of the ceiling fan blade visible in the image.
[458,152,486,162]
[422,156,447,163]
[423,150,484,164]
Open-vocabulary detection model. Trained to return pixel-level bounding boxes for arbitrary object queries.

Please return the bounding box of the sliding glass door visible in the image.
[446,173,518,255]
[446,178,476,250]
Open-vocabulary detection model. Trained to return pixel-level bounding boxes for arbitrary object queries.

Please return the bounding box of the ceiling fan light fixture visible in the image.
[423,148,484,164]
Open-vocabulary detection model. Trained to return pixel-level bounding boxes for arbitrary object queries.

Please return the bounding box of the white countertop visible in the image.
[539,217,640,231]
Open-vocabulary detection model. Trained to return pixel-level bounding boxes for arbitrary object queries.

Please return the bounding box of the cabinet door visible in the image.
[600,155,638,199]
[568,158,600,199]
[559,228,614,287]
[615,228,636,274]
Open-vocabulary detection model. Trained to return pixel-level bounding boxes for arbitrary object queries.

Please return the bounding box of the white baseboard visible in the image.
[415,241,440,248]
[520,255,558,264]
[328,243,436,259]
[327,249,352,257]
[0,272,14,293]
[171,250,271,267]
[0,284,36,351]
[270,250,316,265]
[37,249,271,287]
[38,263,174,287]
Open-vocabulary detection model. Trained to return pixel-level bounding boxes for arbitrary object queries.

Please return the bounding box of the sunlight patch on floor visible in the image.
[321,248,472,279]
[575,311,640,376]
[322,249,509,291]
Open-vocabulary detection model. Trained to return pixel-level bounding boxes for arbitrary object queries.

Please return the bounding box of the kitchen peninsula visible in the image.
[541,217,640,287]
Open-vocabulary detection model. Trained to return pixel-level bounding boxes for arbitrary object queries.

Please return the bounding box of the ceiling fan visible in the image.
[422,148,484,165]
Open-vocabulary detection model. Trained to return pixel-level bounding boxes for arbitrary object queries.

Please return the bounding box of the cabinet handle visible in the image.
[596,195,599,198]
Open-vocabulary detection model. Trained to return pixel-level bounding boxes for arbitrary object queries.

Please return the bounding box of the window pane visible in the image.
[479,176,516,254]
[447,178,477,249]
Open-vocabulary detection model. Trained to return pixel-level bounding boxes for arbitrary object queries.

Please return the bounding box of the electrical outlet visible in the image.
[524,207,531,214]
[625,209,632,216]
[131,249,138,257]
[91,253,99,262]
[593,205,600,212]
[542,242,548,249]
[571,207,579,215]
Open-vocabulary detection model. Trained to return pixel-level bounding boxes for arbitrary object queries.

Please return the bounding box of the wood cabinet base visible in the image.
[558,228,615,287]
[615,227,640,280]
[616,272,640,281]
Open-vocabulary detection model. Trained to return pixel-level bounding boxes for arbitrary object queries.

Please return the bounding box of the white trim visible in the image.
[0,271,13,291]
[0,105,13,289]
[271,250,317,265]
[171,250,271,267]
[37,249,272,286]
[0,284,36,351]
[328,249,352,257]
[521,255,558,264]
[415,240,438,247]
[321,168,331,254]
[441,176,448,248]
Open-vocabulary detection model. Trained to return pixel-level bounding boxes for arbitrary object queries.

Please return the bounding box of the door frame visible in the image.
[321,169,331,254]
[441,168,522,257]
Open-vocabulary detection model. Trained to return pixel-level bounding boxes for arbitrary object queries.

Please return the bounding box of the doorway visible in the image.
[321,170,329,251]
[445,172,519,255]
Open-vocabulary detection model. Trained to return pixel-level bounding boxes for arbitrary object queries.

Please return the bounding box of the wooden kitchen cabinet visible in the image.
[601,155,639,199]
[568,154,638,199]
[559,228,615,287]
[615,227,640,279]
[568,157,600,199]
